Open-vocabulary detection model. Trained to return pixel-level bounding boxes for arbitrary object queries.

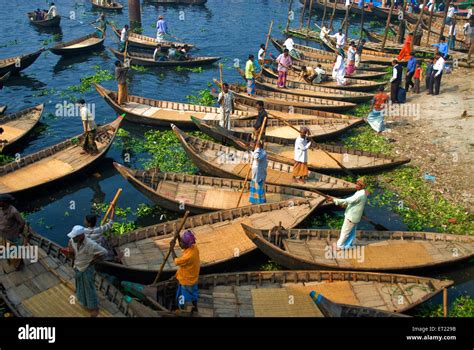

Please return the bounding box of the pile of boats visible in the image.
[1,3,472,318]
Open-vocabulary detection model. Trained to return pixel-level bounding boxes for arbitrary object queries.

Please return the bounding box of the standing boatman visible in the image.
[156,15,168,42]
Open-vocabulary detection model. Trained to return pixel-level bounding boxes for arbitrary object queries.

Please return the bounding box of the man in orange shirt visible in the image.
[366,86,389,133]
[170,230,200,313]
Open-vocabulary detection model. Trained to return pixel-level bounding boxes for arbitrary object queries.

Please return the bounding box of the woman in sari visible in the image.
[249,140,268,204]
[397,33,413,61]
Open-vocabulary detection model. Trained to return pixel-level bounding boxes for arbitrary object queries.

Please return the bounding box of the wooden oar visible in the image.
[267,113,356,177]
[236,116,268,208]
[101,188,122,225]
[152,210,190,285]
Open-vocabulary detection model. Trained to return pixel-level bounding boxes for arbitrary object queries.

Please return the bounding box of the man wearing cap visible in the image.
[156,15,168,42]
[170,230,200,313]
[326,178,368,250]
[292,127,312,184]
[0,194,28,269]
[66,225,108,317]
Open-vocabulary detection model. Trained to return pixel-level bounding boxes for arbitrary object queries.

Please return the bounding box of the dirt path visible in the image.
[385,66,474,211]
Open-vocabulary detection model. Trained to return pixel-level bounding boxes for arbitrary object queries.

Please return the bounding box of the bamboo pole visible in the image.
[359,0,365,42]
[343,3,354,39]
[101,188,122,225]
[236,117,268,208]
[285,0,294,33]
[152,211,190,285]
[425,0,435,45]
[381,0,396,50]
[307,0,315,30]
[329,0,338,31]
[438,0,451,42]
[257,21,274,78]
[321,0,328,27]
[443,288,448,317]
[410,0,427,51]
[300,0,308,29]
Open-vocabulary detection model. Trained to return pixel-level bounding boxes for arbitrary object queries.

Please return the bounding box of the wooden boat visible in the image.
[0,116,123,195]
[0,230,162,317]
[243,225,474,272]
[370,6,418,24]
[192,118,411,174]
[255,76,374,103]
[226,83,356,112]
[233,97,362,122]
[27,12,61,28]
[192,116,360,142]
[50,33,105,56]
[146,0,207,4]
[0,49,45,75]
[172,125,356,193]
[135,270,452,315]
[109,47,220,67]
[0,106,6,115]
[0,72,10,84]
[272,38,394,66]
[98,198,321,284]
[292,60,388,80]
[90,0,124,10]
[95,84,253,127]
[292,54,388,73]
[110,23,194,50]
[114,163,326,214]
[0,104,44,152]
[262,66,386,93]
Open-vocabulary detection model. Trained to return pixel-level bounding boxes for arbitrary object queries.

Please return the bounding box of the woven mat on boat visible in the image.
[22,284,111,317]
[347,241,433,268]
[282,281,360,306]
[251,287,324,317]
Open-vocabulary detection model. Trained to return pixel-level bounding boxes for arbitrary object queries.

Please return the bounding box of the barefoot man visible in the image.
[292,127,311,184]
[326,178,368,250]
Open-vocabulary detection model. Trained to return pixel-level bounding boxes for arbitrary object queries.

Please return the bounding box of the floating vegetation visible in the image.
[310,212,345,229]
[66,65,114,95]
[175,66,204,73]
[416,296,474,317]
[342,124,393,155]
[0,154,14,166]
[0,39,19,49]
[259,260,283,271]
[131,65,148,72]
[185,88,215,106]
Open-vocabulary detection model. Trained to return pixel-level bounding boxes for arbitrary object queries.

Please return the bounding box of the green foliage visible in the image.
[135,203,153,218]
[310,213,344,229]
[342,125,393,155]
[114,128,145,153]
[132,26,144,34]
[417,296,474,317]
[175,66,204,73]
[259,260,283,271]
[0,154,13,166]
[131,65,148,72]
[0,39,19,49]
[185,88,216,106]
[66,65,113,95]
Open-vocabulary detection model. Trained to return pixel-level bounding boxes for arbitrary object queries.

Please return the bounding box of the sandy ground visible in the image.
[384,67,474,211]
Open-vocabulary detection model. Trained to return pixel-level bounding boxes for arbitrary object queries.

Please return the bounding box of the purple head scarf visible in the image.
[181,230,196,248]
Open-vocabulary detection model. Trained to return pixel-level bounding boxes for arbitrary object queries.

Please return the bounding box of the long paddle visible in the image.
[152,210,190,285]
[266,113,389,231]
[235,116,268,208]
[101,188,123,225]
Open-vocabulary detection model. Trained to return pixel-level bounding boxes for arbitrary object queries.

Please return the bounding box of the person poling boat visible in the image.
[326,178,369,250]
[119,24,129,52]
[0,194,30,270]
[217,82,234,130]
[249,140,268,204]
[115,60,129,105]
[169,230,200,314]
[253,101,268,141]
[283,37,301,59]
[245,54,257,96]
[62,226,108,317]
[156,15,168,43]
[46,2,58,20]
[319,22,330,41]
[78,99,99,155]
[366,86,389,133]
[92,13,108,38]
[329,29,346,50]
[83,214,116,261]
[292,127,312,184]
[257,43,266,67]
[276,49,293,88]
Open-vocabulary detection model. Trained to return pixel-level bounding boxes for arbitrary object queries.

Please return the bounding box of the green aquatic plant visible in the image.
[259,260,283,271]
[310,213,345,229]
[0,154,14,166]
[67,65,114,94]
[185,88,216,106]
[131,65,148,72]
[342,124,393,155]
[175,66,204,73]
[416,296,474,317]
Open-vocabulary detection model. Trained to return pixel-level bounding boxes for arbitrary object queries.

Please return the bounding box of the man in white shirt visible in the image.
[319,23,330,40]
[429,52,445,95]
[327,178,368,249]
[345,0,351,7]
[292,127,312,183]
[78,99,99,155]
[283,37,300,59]
[120,24,129,52]
[217,83,234,130]
[330,29,346,49]
[258,44,265,61]
[390,59,402,103]
[66,225,107,317]
[46,2,57,19]
[446,4,456,25]
[448,21,457,50]
[315,64,327,83]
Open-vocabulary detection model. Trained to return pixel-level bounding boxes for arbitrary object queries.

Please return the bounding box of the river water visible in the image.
[1,0,472,313]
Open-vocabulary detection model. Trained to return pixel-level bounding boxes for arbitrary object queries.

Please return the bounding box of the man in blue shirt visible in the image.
[432,36,449,58]
[156,15,168,42]
[405,52,417,91]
